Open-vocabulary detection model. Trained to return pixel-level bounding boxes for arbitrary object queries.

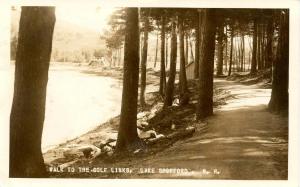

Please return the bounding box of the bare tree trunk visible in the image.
[117,48,120,66]
[185,31,189,65]
[257,23,262,70]
[196,9,216,120]
[116,49,119,66]
[241,34,245,71]
[166,34,169,68]
[251,18,258,74]
[119,46,122,66]
[153,32,159,68]
[178,16,189,106]
[228,26,234,76]
[112,50,114,67]
[164,19,177,108]
[248,36,253,71]
[139,10,150,107]
[237,40,241,71]
[224,26,228,72]
[194,10,200,79]
[159,15,166,96]
[116,8,142,153]
[239,36,242,71]
[189,39,195,62]
[10,7,55,178]
[216,25,224,76]
[116,48,119,66]
[262,24,267,69]
[265,15,274,69]
[118,47,122,66]
[140,33,143,64]
[113,50,116,67]
[248,52,251,71]
[268,10,289,114]
[110,51,113,67]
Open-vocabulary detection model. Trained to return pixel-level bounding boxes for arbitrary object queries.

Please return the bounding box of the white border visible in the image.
[0,0,299,187]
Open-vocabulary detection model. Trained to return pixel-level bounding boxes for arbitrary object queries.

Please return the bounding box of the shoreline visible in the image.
[42,63,161,160]
[43,66,233,169]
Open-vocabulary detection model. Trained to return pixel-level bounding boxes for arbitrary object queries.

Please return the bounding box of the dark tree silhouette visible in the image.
[194,10,200,79]
[10,7,56,178]
[250,18,258,74]
[265,13,274,69]
[164,19,177,107]
[159,15,167,96]
[216,24,224,76]
[228,25,234,76]
[139,9,150,107]
[257,20,263,70]
[178,15,189,106]
[196,9,216,119]
[153,32,159,68]
[165,34,169,68]
[268,10,289,114]
[116,8,142,153]
[185,32,189,65]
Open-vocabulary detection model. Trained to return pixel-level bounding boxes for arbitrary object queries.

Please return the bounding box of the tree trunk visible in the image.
[166,34,169,68]
[239,35,242,71]
[189,39,195,63]
[257,23,263,70]
[260,24,264,70]
[178,16,189,106]
[250,18,258,74]
[159,15,166,96]
[120,47,122,65]
[116,8,142,153]
[153,32,159,68]
[268,10,289,114]
[110,51,113,67]
[10,7,55,178]
[235,41,238,72]
[118,47,122,66]
[185,32,189,65]
[113,50,116,67]
[248,52,251,71]
[261,24,266,68]
[196,10,216,120]
[117,48,120,66]
[248,36,253,71]
[139,11,150,107]
[224,26,228,72]
[228,26,234,76]
[140,33,143,64]
[194,10,200,79]
[164,19,177,108]
[265,15,274,69]
[241,34,245,71]
[116,49,119,66]
[235,39,239,72]
[116,48,119,66]
[216,25,224,76]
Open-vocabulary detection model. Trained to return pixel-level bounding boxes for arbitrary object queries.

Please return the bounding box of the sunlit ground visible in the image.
[126,79,287,179]
[213,79,271,111]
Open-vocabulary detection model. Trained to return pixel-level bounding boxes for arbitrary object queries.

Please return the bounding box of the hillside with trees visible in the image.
[11,8,106,63]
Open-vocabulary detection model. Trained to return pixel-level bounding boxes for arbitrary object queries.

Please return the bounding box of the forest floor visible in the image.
[226,68,272,88]
[44,68,288,180]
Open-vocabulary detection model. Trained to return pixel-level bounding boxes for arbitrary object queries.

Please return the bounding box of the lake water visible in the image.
[0,63,122,152]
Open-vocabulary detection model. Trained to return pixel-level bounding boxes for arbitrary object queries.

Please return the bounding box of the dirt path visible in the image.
[125,78,288,179]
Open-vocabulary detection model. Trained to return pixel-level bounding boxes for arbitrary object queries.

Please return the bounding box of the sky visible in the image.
[55,5,116,33]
